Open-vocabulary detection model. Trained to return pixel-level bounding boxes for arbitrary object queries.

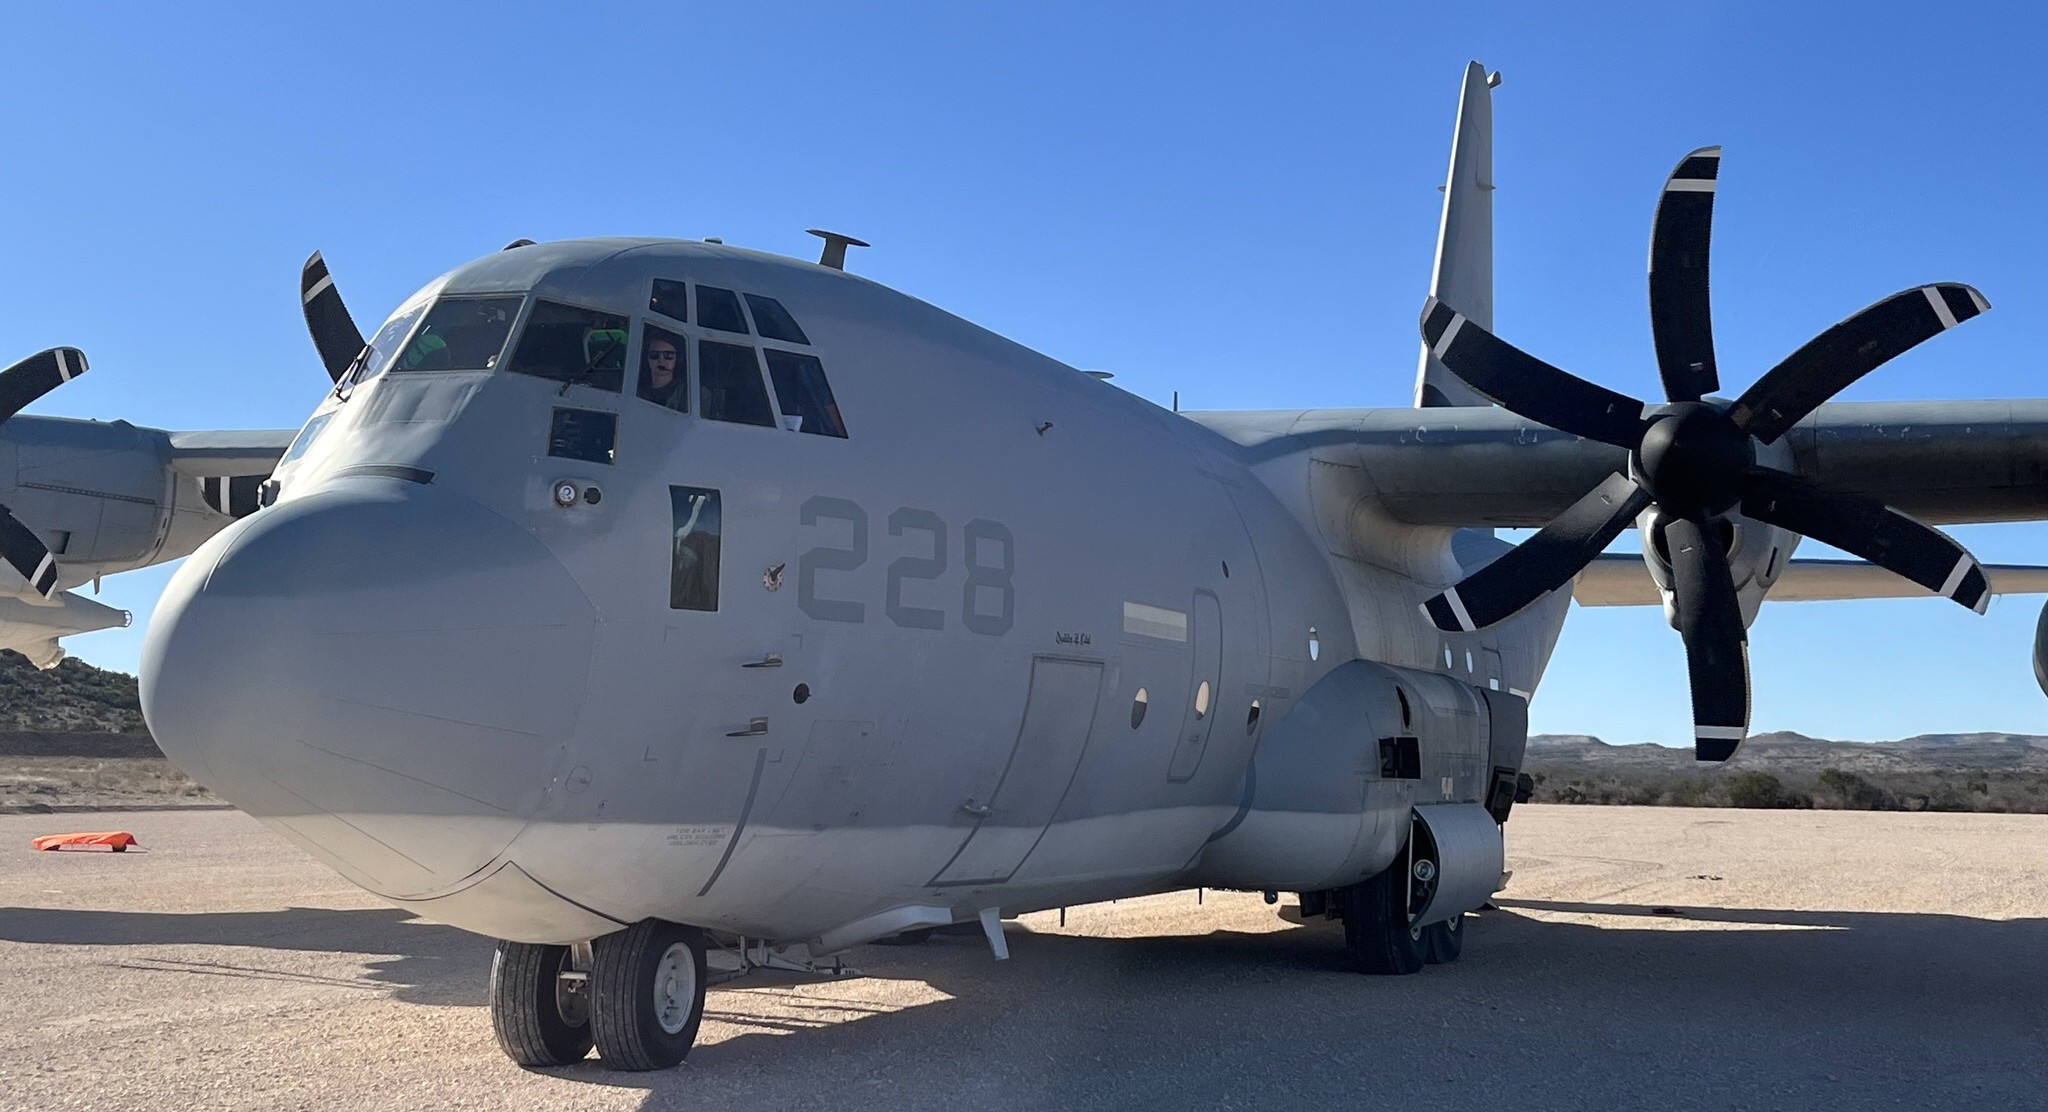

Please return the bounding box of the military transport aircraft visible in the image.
[3,61,2043,1071]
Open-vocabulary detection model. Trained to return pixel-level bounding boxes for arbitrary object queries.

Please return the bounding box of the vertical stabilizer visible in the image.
[1415,62,1498,407]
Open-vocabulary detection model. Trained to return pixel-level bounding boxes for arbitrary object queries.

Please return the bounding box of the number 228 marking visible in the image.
[797,497,1013,634]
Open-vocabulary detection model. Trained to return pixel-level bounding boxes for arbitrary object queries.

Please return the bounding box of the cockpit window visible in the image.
[745,294,809,344]
[764,350,847,437]
[670,486,721,611]
[699,341,776,427]
[390,296,522,373]
[650,279,688,323]
[352,301,429,385]
[280,411,336,467]
[696,286,749,334]
[504,300,628,392]
[638,324,688,412]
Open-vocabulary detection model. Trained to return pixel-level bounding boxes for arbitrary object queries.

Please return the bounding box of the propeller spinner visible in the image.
[1418,147,1992,762]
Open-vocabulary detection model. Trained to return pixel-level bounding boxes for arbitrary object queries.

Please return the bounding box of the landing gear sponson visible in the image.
[492,921,709,1070]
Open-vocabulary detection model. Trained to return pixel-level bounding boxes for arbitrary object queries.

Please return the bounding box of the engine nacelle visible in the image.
[1193,659,1526,892]
[1634,437,1805,628]
[0,418,174,575]
[1637,506,1800,629]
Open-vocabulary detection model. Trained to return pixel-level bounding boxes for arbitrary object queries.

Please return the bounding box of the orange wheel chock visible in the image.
[32,831,138,852]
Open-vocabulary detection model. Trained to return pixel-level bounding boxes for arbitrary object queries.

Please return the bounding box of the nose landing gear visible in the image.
[589,920,710,1071]
[490,941,595,1067]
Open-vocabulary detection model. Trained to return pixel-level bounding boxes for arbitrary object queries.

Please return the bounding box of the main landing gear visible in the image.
[1316,833,1469,975]
[490,920,710,1071]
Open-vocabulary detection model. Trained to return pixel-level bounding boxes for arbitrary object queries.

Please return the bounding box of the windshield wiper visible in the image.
[558,336,624,396]
[330,344,372,401]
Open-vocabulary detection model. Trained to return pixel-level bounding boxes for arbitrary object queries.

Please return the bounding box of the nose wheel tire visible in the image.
[590,920,708,1071]
[490,941,594,1067]
[1423,912,1465,964]
[1341,860,1427,975]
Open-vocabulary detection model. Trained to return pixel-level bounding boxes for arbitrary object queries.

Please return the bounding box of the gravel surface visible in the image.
[2,805,2044,1111]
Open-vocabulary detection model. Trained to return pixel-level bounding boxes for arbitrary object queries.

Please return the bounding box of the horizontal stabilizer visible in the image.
[1574,553,2048,607]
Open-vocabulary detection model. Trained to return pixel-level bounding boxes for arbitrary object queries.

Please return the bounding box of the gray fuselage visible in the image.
[140,239,1556,947]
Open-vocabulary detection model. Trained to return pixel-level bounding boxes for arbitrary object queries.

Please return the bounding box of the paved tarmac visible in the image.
[1,805,2044,1111]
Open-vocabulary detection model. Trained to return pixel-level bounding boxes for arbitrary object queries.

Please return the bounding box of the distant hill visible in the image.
[0,650,146,738]
[1525,731,2048,813]
[1529,731,2048,772]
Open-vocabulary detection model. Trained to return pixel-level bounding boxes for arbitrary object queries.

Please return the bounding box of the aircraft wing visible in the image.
[166,428,300,476]
[0,590,128,667]
[1574,554,2048,606]
[1201,398,2048,530]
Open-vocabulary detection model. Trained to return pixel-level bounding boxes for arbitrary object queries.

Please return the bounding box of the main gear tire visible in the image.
[1423,912,1466,964]
[1341,862,1426,975]
[490,941,594,1067]
[590,920,708,1071]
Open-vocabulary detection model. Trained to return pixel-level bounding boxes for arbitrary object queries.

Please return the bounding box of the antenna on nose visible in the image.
[807,229,870,271]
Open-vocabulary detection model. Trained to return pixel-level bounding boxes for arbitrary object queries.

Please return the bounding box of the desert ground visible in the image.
[1,805,2043,1111]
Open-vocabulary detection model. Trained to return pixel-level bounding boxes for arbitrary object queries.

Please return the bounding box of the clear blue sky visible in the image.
[1,2,2043,743]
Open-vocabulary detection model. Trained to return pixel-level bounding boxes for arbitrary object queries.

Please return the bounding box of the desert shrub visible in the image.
[1725,771,1792,809]
[0,651,145,732]
[1816,768,1896,811]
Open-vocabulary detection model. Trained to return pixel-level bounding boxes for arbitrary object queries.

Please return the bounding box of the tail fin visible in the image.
[1414,62,1499,408]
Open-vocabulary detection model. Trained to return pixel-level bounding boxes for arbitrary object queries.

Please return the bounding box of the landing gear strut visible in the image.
[589,920,709,1071]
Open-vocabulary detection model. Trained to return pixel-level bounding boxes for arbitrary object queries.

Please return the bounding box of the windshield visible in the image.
[351,300,430,386]
[279,410,336,467]
[389,296,523,373]
[503,300,628,392]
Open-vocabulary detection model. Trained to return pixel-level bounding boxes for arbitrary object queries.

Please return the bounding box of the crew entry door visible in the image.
[929,656,1105,886]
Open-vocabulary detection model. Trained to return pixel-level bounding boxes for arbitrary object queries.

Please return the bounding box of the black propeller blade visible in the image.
[1739,470,1989,614]
[1664,518,1750,762]
[0,347,87,424]
[1420,298,1648,450]
[1418,147,1993,762]
[0,506,59,598]
[300,252,366,384]
[1649,147,1721,403]
[1424,472,1651,631]
[0,347,90,598]
[1728,283,1989,443]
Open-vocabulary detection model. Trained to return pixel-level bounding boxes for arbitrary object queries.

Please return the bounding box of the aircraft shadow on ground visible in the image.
[6,900,2045,1108]
[0,905,488,1005]
[532,905,2048,1111]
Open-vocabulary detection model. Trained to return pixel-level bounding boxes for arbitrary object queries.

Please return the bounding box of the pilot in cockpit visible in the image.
[638,326,687,412]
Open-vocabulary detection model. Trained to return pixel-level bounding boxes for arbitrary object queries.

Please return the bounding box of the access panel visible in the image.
[929,656,1104,886]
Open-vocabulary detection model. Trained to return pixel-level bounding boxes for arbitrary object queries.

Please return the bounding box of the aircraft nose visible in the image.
[141,478,597,899]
